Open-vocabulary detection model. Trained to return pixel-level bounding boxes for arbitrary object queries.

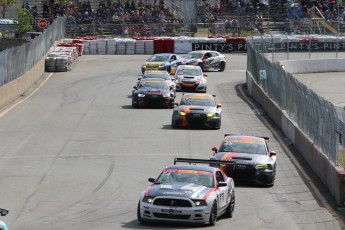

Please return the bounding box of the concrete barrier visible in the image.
[279,59,345,74]
[246,70,345,206]
[0,53,46,109]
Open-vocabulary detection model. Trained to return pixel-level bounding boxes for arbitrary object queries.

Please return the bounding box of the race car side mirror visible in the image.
[217,104,222,108]
[0,209,9,216]
[137,78,141,80]
[203,73,208,77]
[212,147,218,153]
[269,151,277,157]
[133,86,138,90]
[148,178,155,183]
[217,181,227,187]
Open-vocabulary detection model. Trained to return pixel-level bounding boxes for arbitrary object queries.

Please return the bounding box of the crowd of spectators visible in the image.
[63,0,185,36]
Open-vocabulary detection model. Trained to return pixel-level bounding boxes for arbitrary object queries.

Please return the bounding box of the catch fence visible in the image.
[0,16,66,87]
[247,36,345,166]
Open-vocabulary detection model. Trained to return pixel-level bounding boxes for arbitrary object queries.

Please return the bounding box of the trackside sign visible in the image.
[192,42,345,53]
[192,43,246,52]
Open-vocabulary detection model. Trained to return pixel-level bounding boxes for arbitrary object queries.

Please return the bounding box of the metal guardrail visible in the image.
[246,36,345,166]
[0,16,66,88]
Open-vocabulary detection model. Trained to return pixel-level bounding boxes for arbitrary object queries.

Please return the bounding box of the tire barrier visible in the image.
[45,41,80,72]
[58,35,345,56]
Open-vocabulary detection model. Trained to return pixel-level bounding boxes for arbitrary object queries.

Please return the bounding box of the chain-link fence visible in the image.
[0,16,66,87]
[247,37,344,166]
[248,34,345,62]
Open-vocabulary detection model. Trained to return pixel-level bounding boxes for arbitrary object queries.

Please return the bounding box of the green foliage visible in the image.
[14,8,32,36]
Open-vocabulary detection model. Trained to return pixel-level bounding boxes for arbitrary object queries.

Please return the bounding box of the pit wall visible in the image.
[246,70,345,206]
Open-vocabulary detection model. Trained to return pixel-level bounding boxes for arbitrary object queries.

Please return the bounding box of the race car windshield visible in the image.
[184,53,203,59]
[139,81,169,89]
[180,98,214,107]
[143,73,170,80]
[156,171,214,188]
[147,55,170,62]
[219,142,267,155]
[177,69,202,76]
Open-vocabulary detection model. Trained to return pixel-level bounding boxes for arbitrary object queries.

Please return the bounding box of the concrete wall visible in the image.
[246,70,345,206]
[0,54,46,109]
[280,59,345,74]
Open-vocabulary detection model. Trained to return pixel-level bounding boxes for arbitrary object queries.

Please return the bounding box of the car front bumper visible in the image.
[133,96,174,108]
[139,201,212,224]
[176,83,206,92]
[172,115,221,129]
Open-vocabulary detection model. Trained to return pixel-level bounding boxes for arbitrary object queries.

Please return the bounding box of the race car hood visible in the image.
[177,105,217,113]
[176,75,201,83]
[214,152,272,165]
[144,61,167,68]
[146,182,214,200]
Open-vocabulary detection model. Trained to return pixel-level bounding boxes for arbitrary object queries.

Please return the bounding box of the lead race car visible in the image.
[210,134,277,186]
[138,159,235,226]
[141,53,181,74]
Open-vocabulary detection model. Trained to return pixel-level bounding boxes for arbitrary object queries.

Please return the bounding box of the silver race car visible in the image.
[174,65,207,93]
[172,50,226,72]
[138,159,235,226]
[211,134,277,186]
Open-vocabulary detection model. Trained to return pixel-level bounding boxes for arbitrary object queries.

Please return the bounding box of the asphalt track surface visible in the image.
[0,54,343,230]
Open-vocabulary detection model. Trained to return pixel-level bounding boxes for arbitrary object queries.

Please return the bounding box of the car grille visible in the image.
[153,213,191,220]
[226,164,256,179]
[186,113,207,127]
[144,95,164,105]
[153,198,192,207]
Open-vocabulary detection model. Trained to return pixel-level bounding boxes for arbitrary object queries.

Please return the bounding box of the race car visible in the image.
[132,78,175,108]
[172,93,221,129]
[141,53,181,74]
[171,50,226,72]
[174,65,207,93]
[210,134,277,186]
[138,70,176,94]
[0,209,9,230]
[137,159,235,226]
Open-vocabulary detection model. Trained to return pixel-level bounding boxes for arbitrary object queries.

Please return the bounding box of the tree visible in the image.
[14,8,32,38]
[0,0,19,18]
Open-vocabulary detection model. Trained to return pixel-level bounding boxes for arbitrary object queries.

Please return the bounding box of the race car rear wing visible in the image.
[174,157,235,165]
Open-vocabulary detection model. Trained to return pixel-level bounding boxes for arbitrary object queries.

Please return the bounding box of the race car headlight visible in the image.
[207,113,216,118]
[179,111,186,116]
[159,63,166,68]
[193,200,207,206]
[143,196,154,203]
[255,164,268,170]
[138,94,145,98]
[163,93,170,98]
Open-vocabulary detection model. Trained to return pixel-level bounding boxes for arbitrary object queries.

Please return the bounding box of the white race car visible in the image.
[172,50,226,72]
[137,159,235,226]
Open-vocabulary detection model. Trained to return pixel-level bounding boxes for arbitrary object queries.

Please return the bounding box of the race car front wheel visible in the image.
[208,201,217,226]
[137,201,146,223]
